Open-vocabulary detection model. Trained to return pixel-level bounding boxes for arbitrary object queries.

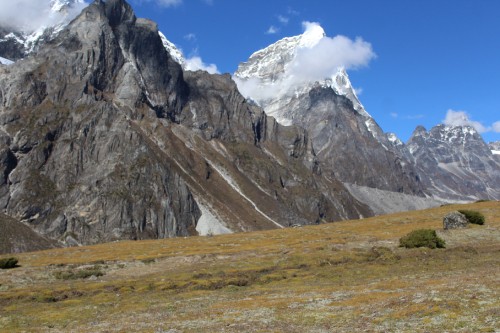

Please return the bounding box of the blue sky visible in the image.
[129,0,500,144]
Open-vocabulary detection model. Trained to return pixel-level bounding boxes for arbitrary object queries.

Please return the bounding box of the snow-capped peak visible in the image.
[439,125,479,143]
[410,124,481,146]
[329,67,368,117]
[159,31,185,67]
[386,132,404,146]
[0,0,89,59]
[50,0,85,13]
[234,24,372,122]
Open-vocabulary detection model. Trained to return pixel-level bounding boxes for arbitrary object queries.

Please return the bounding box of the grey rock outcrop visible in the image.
[489,141,500,163]
[443,211,468,230]
[489,141,500,151]
[0,0,372,248]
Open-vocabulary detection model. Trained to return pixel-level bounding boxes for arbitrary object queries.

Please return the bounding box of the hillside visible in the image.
[1,201,498,332]
[0,213,59,254]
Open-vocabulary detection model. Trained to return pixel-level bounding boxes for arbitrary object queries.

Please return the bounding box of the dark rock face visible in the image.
[443,211,468,230]
[305,87,423,195]
[256,84,425,196]
[407,125,500,201]
[0,0,199,245]
[0,0,371,247]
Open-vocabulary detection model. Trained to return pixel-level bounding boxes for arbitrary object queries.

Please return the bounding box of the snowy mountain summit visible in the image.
[0,0,189,70]
[234,22,370,124]
[159,31,185,67]
[0,0,88,61]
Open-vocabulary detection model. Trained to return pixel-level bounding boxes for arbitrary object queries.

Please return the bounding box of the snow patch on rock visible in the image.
[195,201,232,236]
[0,57,13,65]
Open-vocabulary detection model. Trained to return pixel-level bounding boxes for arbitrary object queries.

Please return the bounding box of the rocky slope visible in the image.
[407,125,500,201]
[489,141,500,152]
[234,25,425,197]
[0,0,371,250]
[0,213,59,254]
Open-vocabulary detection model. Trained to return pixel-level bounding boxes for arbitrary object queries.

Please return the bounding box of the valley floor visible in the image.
[1,202,499,332]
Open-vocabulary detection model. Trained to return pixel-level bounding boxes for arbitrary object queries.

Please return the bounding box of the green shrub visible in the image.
[0,257,18,269]
[399,229,446,249]
[458,210,485,225]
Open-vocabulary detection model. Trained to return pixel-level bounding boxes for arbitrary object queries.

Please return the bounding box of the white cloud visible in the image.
[266,26,279,34]
[236,22,376,103]
[289,24,375,83]
[0,0,89,32]
[443,109,490,133]
[287,7,299,16]
[353,87,363,95]
[156,0,182,7]
[184,56,219,74]
[491,121,500,133]
[184,33,196,41]
[406,114,424,120]
[278,15,289,24]
[390,112,398,118]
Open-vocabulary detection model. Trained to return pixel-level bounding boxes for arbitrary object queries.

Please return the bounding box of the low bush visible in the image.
[399,229,445,249]
[0,257,18,269]
[458,210,485,225]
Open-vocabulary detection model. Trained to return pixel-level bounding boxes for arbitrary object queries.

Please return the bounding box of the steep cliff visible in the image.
[0,0,371,248]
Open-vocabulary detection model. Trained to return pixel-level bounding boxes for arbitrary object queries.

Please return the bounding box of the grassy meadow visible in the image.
[0,201,499,332]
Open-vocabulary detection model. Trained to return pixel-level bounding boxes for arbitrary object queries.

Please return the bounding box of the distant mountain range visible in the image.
[232,23,500,206]
[0,0,498,253]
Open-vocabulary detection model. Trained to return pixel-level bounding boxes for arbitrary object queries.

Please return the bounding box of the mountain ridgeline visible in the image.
[0,0,498,252]
[0,0,370,250]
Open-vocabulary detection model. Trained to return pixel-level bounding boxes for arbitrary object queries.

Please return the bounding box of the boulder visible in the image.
[443,211,468,230]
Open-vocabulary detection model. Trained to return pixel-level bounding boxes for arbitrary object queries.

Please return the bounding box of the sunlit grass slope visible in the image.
[1,201,499,332]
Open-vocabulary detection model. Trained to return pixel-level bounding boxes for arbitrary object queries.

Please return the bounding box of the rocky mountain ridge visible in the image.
[235,23,500,205]
[0,0,498,254]
[406,125,500,201]
[0,0,370,251]
[235,26,425,197]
